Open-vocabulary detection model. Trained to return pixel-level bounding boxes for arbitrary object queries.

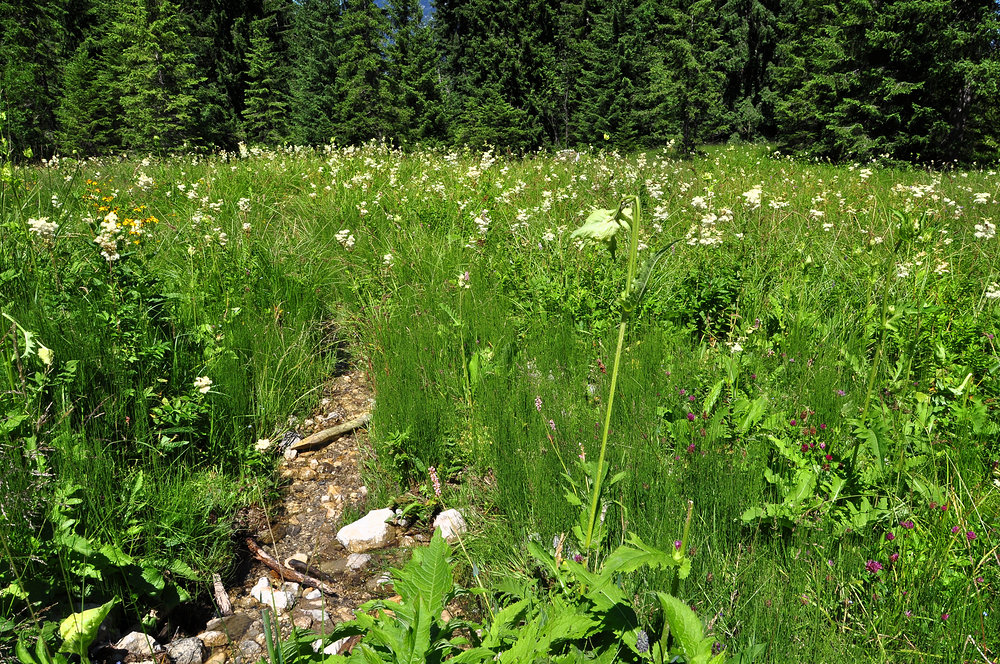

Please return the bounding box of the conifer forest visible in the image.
[2,0,1000,162]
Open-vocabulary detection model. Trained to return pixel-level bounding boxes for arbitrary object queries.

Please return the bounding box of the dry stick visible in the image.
[245,537,340,598]
[212,573,233,616]
[289,413,372,452]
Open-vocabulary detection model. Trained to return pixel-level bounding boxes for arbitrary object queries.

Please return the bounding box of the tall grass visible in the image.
[2,143,997,661]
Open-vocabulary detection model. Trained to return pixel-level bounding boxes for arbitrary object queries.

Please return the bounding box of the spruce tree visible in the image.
[242,10,290,144]
[113,0,206,150]
[385,0,446,144]
[332,0,391,143]
[0,0,67,158]
[288,0,339,145]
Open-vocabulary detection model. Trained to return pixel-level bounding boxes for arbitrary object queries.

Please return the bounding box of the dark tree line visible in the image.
[1,0,998,162]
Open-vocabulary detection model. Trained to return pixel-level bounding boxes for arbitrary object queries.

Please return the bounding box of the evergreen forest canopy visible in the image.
[2,0,1000,164]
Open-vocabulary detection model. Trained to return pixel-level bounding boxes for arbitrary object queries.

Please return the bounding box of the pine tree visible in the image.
[332,0,391,144]
[242,10,290,144]
[287,0,339,145]
[113,0,207,150]
[385,0,446,144]
[0,0,67,158]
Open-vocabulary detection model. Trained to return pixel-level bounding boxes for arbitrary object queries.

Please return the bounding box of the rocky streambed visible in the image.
[101,368,465,664]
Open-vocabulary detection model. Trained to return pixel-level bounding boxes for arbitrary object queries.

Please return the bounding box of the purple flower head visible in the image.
[674,540,683,551]
[941,613,949,622]
[535,396,543,412]
[819,441,826,449]
[901,520,914,530]
[890,552,899,562]
[679,389,686,396]
[952,525,960,534]
[967,531,976,541]
[548,419,556,431]
[687,443,696,453]
[836,389,846,396]
[687,412,696,421]
[885,532,895,541]
[689,395,696,402]
[865,560,883,574]
[790,418,797,426]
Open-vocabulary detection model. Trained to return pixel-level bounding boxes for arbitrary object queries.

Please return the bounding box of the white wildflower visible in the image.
[335,229,356,250]
[28,217,58,240]
[383,253,394,266]
[986,283,1000,300]
[973,192,991,205]
[136,172,154,190]
[194,376,212,394]
[741,185,762,209]
[974,220,996,240]
[255,438,272,452]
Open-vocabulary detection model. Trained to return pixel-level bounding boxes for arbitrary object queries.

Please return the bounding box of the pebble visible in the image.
[165,637,205,664]
[114,632,161,657]
[197,631,228,647]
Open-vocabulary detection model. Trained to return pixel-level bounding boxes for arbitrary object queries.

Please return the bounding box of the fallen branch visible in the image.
[289,413,371,453]
[245,537,340,598]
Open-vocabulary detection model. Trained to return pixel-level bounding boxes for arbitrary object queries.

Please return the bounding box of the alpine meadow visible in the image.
[2,1,1000,664]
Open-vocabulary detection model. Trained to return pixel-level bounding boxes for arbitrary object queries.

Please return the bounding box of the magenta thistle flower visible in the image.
[865,560,883,574]
[687,412,695,421]
[966,531,976,541]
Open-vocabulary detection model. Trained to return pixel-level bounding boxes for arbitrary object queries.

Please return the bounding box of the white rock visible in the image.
[284,447,298,460]
[115,632,160,657]
[304,589,322,600]
[250,577,293,612]
[324,636,354,655]
[336,508,395,553]
[433,509,468,541]
[306,609,330,623]
[166,637,204,664]
[346,553,371,571]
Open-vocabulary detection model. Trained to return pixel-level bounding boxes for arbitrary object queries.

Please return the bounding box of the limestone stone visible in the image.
[433,509,468,541]
[114,632,160,657]
[165,637,204,664]
[335,508,395,552]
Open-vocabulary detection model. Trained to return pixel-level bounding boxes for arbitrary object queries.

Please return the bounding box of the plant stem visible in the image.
[584,197,641,556]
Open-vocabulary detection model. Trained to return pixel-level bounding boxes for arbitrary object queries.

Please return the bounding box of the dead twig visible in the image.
[289,413,371,453]
[244,537,340,598]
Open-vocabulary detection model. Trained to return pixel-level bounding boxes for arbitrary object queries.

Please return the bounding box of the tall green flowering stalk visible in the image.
[569,196,680,559]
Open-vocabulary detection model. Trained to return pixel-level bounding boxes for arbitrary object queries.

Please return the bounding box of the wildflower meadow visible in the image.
[2,142,998,662]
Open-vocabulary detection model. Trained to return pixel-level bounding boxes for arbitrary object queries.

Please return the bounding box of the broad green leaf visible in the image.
[59,598,118,657]
[657,593,712,664]
[99,544,133,567]
[703,379,724,414]
[602,534,676,575]
[570,208,629,244]
[392,530,453,621]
